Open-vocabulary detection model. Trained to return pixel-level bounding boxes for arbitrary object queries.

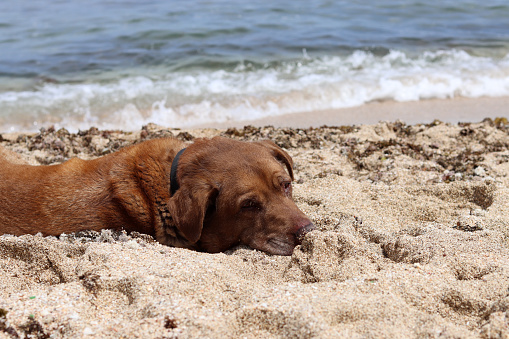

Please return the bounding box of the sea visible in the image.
[1,0,509,132]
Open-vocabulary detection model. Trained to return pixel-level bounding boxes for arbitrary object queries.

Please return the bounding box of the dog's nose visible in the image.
[295,222,316,243]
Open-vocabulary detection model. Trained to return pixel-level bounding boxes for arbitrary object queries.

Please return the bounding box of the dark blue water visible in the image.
[0,0,508,131]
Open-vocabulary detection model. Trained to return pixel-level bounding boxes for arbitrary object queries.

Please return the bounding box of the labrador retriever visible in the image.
[0,137,315,255]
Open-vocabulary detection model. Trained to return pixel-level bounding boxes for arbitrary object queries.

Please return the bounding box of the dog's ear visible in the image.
[167,180,217,244]
[257,140,294,180]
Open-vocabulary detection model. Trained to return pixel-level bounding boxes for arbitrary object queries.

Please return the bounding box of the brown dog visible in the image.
[0,137,314,255]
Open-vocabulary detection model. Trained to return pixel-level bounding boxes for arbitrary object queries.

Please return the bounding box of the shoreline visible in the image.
[1,96,508,136]
[195,96,509,129]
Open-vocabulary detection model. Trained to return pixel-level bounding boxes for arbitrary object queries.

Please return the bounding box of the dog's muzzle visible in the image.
[295,222,316,243]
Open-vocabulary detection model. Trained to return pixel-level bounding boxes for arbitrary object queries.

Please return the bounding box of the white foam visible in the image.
[1,49,509,132]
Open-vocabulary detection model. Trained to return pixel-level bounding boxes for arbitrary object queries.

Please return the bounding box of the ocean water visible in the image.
[1,0,508,132]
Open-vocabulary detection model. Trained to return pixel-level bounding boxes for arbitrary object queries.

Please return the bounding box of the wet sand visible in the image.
[1,116,509,338]
[197,96,509,129]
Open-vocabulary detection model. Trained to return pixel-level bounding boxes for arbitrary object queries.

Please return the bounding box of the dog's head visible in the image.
[166,137,315,255]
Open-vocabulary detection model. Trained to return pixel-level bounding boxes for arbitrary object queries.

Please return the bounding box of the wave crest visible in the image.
[1,49,508,132]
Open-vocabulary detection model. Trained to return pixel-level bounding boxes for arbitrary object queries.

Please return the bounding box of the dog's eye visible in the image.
[281,181,292,194]
[241,200,260,211]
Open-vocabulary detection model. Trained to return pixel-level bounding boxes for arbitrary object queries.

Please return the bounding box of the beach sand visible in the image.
[1,106,509,338]
[198,96,509,129]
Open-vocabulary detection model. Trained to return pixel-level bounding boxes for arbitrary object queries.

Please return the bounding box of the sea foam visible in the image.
[1,49,508,132]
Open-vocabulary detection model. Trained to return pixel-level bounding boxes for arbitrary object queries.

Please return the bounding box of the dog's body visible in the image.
[0,137,314,255]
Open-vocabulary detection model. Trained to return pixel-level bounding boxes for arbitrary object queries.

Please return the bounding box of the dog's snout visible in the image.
[295,222,316,243]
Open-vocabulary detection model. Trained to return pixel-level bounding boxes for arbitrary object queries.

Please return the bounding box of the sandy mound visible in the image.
[1,119,509,338]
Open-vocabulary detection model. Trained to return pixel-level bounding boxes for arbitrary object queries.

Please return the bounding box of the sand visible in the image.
[1,117,509,338]
[197,96,509,129]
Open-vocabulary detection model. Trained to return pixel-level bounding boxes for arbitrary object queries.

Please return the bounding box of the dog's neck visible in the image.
[154,147,196,249]
[170,147,186,196]
[155,196,195,249]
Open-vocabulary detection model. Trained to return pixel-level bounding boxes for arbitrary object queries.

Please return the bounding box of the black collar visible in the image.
[170,148,186,196]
